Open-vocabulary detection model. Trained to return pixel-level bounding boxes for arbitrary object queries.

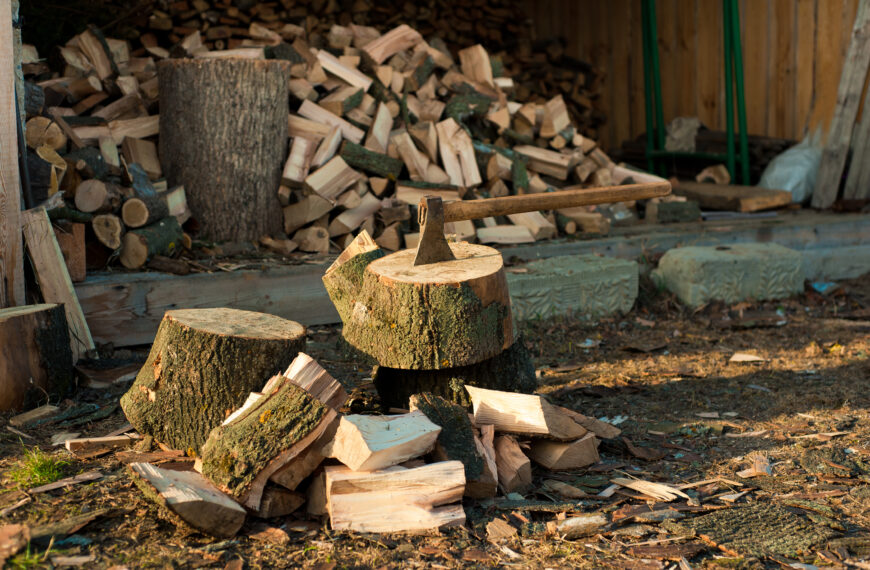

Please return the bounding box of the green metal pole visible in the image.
[723,0,736,182]
[729,0,751,184]
[648,0,667,176]
[641,0,657,174]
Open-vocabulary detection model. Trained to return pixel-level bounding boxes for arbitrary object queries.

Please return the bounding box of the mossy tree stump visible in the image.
[120,308,305,453]
[323,241,513,370]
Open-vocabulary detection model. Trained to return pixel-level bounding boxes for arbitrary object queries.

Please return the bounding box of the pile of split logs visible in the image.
[116,308,620,536]
[22,11,617,276]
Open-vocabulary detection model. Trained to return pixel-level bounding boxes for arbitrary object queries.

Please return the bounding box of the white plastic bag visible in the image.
[758,133,822,204]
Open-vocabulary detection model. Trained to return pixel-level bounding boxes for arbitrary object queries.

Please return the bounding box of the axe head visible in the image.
[412,195,457,266]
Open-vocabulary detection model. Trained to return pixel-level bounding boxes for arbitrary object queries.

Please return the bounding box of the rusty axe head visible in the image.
[413,196,456,266]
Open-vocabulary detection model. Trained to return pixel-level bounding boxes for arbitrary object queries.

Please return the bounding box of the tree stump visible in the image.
[372,335,536,408]
[158,59,291,241]
[120,308,306,452]
[323,241,513,370]
[0,304,74,410]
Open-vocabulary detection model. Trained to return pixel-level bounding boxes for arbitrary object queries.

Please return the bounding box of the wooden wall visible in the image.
[524,0,860,152]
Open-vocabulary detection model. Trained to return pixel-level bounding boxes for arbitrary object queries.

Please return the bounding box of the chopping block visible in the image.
[323,181,670,371]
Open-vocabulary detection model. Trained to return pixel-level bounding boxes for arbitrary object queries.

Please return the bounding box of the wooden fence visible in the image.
[524,0,861,152]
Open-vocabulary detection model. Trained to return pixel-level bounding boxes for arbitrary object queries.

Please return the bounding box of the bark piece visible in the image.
[494,435,531,493]
[340,141,404,179]
[159,59,291,240]
[323,241,513,370]
[120,308,306,452]
[466,385,588,441]
[325,461,465,533]
[200,374,338,510]
[324,411,440,471]
[527,433,599,470]
[0,304,73,411]
[130,462,246,537]
[409,393,496,498]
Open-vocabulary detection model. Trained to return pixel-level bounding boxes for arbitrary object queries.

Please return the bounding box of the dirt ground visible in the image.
[1,270,869,569]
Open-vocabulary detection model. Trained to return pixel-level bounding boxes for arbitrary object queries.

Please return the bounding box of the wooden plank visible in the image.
[808,0,851,136]
[0,0,24,306]
[696,0,722,129]
[75,262,339,346]
[812,0,870,208]
[21,208,94,361]
[673,180,794,211]
[768,0,796,139]
[674,0,697,125]
[742,0,770,137]
[795,0,817,137]
[655,0,677,123]
[610,0,633,147]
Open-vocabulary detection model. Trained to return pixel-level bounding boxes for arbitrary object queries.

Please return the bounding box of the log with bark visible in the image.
[120,308,306,452]
[158,58,291,241]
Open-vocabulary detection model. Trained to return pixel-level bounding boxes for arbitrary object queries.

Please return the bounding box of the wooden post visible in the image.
[0,0,24,306]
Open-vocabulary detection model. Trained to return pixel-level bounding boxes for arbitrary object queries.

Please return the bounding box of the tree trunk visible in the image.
[323,241,513,370]
[373,335,536,408]
[0,304,74,411]
[120,308,306,452]
[158,59,291,241]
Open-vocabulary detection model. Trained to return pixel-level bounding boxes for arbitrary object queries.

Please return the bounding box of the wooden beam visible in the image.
[0,0,23,306]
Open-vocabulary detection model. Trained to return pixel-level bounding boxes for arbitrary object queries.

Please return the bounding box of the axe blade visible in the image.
[413,196,456,266]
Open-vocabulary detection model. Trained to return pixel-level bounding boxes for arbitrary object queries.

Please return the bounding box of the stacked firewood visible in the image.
[123,346,620,537]
[22,15,621,274]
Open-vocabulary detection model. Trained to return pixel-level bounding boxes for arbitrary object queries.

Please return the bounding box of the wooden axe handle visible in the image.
[443,182,671,223]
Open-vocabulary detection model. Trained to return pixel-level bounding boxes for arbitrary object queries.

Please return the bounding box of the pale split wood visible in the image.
[327,192,381,237]
[477,225,535,244]
[493,435,531,493]
[555,406,622,439]
[298,100,364,144]
[364,102,392,153]
[361,24,423,65]
[282,352,347,411]
[130,462,246,537]
[316,50,372,91]
[282,136,317,187]
[812,0,870,208]
[325,461,465,534]
[326,229,378,274]
[466,385,587,440]
[527,432,599,470]
[0,0,24,307]
[323,411,441,471]
[312,126,342,168]
[21,208,94,361]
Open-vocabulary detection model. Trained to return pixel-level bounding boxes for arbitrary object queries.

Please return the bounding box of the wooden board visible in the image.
[673,181,793,212]
[21,208,94,361]
[0,0,24,307]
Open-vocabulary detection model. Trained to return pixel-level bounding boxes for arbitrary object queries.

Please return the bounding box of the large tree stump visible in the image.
[0,304,74,410]
[373,335,536,408]
[120,309,305,452]
[324,240,513,369]
[158,59,291,241]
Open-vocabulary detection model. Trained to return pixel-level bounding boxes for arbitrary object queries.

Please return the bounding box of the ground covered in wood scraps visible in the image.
[0,272,869,569]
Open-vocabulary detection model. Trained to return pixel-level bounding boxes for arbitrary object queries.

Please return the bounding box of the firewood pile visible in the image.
[22,11,621,277]
[114,307,621,536]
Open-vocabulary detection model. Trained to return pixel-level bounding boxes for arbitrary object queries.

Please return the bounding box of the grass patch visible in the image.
[8,445,68,488]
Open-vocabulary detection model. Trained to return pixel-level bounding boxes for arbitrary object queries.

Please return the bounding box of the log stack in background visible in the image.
[21,2,622,276]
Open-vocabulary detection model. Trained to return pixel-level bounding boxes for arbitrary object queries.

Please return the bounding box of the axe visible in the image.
[413,181,672,266]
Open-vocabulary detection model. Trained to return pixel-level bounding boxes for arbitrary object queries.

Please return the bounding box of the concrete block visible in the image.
[508,255,638,320]
[652,243,803,308]
[802,245,870,281]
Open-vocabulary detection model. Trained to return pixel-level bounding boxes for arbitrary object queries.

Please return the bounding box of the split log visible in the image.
[121,137,162,180]
[325,461,465,534]
[282,136,318,187]
[120,308,306,452]
[323,411,440,471]
[199,373,338,510]
[327,192,381,237]
[373,335,537,408]
[119,216,183,269]
[159,59,291,240]
[283,194,333,234]
[493,435,532,493]
[92,214,124,250]
[0,304,73,411]
[24,117,66,150]
[527,433,599,470]
[292,226,329,254]
[466,385,588,441]
[129,462,246,537]
[507,211,557,240]
[303,155,361,200]
[255,486,305,519]
[409,393,497,498]
[323,241,513,370]
[53,222,86,283]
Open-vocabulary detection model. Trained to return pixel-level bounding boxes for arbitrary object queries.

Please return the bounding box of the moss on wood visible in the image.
[409,393,483,481]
